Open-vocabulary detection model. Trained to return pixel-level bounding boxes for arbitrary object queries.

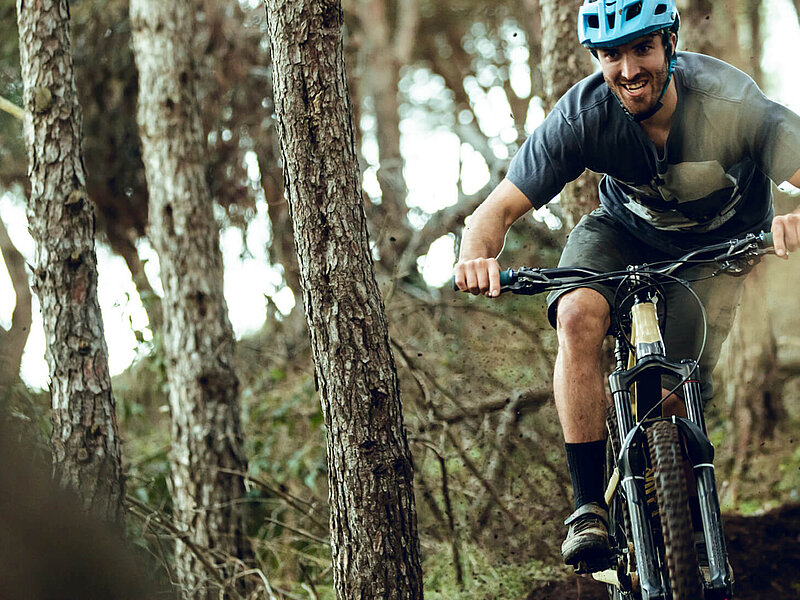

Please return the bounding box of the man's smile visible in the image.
[620,79,648,97]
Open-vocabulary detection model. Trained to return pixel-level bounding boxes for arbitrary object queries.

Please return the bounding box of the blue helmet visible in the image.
[578,0,680,48]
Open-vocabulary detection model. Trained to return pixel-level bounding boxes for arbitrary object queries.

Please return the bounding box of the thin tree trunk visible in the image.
[265,1,424,598]
[0,216,32,390]
[355,0,416,273]
[679,0,720,55]
[130,1,254,597]
[745,0,764,85]
[539,0,601,229]
[15,0,125,522]
[520,0,544,99]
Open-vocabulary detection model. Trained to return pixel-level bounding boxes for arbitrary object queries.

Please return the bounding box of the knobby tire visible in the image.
[646,420,704,600]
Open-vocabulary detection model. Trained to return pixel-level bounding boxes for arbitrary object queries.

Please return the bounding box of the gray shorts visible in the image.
[546,208,746,402]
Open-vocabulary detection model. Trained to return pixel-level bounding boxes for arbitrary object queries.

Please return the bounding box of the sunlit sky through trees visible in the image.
[2,0,800,388]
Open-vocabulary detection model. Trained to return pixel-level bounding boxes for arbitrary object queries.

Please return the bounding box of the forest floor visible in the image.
[527,503,800,600]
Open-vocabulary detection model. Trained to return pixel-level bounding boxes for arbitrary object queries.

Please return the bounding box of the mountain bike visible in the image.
[487,231,776,600]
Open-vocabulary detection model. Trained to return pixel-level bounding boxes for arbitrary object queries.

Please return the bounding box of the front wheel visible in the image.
[646,420,703,600]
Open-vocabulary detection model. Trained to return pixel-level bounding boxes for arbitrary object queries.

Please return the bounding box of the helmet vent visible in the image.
[587,14,600,29]
[654,3,668,14]
[607,12,616,28]
[626,2,643,21]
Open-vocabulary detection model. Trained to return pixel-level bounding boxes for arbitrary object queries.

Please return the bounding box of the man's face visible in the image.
[597,33,674,117]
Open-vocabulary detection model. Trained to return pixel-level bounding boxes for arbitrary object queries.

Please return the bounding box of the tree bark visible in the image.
[15,0,125,522]
[129,1,254,597]
[264,1,424,598]
[0,215,32,390]
[539,0,601,229]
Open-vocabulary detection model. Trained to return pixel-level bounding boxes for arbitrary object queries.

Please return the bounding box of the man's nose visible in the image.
[620,55,640,80]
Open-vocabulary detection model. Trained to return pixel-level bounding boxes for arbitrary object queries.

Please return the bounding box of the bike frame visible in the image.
[597,290,733,600]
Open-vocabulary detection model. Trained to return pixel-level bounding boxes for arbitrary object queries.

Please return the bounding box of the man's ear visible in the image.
[669,32,678,52]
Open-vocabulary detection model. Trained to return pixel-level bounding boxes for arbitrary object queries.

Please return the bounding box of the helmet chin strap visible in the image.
[615,45,676,123]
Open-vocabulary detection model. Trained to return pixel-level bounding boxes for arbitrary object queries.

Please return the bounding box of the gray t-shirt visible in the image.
[507,52,800,255]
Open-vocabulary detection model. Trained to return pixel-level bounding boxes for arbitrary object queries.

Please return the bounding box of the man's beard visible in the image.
[605,62,669,116]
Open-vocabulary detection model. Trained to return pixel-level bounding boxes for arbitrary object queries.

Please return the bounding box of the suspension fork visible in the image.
[609,356,733,596]
[609,368,668,600]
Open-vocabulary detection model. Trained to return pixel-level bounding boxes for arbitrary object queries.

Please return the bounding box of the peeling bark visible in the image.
[265,0,424,597]
[15,0,125,522]
[130,1,254,597]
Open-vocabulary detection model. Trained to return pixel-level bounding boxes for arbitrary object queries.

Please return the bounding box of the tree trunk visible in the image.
[539,0,601,229]
[354,0,416,274]
[745,0,764,85]
[678,0,720,55]
[264,1,424,598]
[0,216,32,391]
[129,1,254,597]
[684,0,779,497]
[15,0,125,522]
[718,267,783,503]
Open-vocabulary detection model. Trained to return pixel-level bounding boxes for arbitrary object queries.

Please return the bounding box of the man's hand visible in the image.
[452,179,532,296]
[772,211,800,259]
[453,257,502,297]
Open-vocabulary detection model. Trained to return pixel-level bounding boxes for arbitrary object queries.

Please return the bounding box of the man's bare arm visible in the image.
[453,178,533,296]
[773,167,800,258]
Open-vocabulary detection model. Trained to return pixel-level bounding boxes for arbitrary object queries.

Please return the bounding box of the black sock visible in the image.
[565,439,608,511]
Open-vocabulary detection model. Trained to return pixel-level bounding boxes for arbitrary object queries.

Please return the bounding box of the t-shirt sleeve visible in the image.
[506,107,588,209]
[741,85,800,184]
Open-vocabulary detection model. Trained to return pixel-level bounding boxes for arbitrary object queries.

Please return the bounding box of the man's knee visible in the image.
[556,288,611,347]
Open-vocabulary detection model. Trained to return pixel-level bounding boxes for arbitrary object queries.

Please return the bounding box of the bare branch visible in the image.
[126,496,245,600]
[217,467,328,533]
[434,447,464,586]
[0,215,32,383]
[0,95,24,120]
[437,388,550,425]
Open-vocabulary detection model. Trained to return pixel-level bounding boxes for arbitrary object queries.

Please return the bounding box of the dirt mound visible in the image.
[526,503,800,599]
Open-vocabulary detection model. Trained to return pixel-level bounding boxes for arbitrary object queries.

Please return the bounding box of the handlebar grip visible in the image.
[760,231,773,248]
[453,269,517,292]
[499,269,515,286]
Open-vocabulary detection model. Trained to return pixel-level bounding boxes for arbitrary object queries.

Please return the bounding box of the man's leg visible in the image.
[553,287,612,566]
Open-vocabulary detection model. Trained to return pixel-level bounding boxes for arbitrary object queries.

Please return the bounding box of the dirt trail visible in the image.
[527,503,800,599]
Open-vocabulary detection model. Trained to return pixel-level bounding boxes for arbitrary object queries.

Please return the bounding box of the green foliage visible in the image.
[424,539,566,599]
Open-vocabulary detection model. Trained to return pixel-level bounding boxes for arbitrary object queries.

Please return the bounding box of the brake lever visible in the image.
[503,268,552,295]
[714,238,771,275]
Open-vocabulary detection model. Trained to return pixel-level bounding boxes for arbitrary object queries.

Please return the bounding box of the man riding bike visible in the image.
[453,0,800,570]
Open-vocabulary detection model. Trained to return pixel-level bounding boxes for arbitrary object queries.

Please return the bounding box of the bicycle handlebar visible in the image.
[455,231,775,295]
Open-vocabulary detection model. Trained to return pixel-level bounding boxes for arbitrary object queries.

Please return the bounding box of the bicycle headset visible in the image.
[577,0,681,123]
